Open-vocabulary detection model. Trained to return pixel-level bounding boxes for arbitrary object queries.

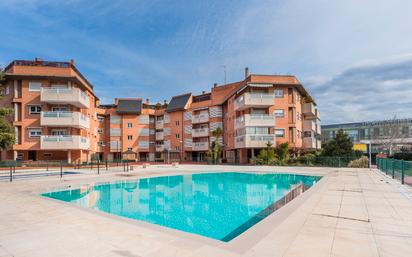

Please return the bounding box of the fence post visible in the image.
[97,160,100,175]
[105,159,108,170]
[46,161,49,171]
[91,161,93,170]
[123,161,126,172]
[392,159,395,179]
[9,166,12,182]
[60,160,63,179]
[401,160,405,185]
[338,157,341,168]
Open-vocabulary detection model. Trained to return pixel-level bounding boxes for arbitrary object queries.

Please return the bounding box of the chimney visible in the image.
[70,59,75,65]
[146,98,149,104]
[213,83,217,88]
[163,100,167,104]
[245,67,249,79]
[202,91,205,94]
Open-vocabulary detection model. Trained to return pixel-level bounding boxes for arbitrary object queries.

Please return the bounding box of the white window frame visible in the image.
[28,128,42,138]
[127,123,133,128]
[275,129,285,138]
[28,105,42,115]
[274,89,284,98]
[28,82,42,92]
[128,135,133,140]
[5,85,10,95]
[274,109,284,117]
[97,115,105,122]
[98,128,104,134]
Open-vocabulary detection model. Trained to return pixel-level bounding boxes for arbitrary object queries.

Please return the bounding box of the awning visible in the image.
[247,83,273,87]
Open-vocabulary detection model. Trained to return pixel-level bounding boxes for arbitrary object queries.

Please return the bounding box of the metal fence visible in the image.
[0,159,136,182]
[376,157,412,185]
[313,156,358,168]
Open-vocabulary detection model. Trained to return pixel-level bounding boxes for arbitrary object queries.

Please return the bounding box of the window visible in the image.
[175,120,180,126]
[5,85,9,95]
[97,115,105,122]
[28,128,42,138]
[43,153,52,158]
[275,129,285,138]
[29,105,41,115]
[97,141,105,146]
[29,82,42,92]
[274,109,284,117]
[51,129,68,135]
[175,134,180,139]
[98,128,104,134]
[128,135,133,140]
[51,106,68,112]
[128,147,133,151]
[127,123,133,128]
[274,89,284,98]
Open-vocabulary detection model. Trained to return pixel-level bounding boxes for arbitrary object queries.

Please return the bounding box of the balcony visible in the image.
[235,134,276,149]
[303,137,321,149]
[40,87,90,108]
[192,113,209,124]
[156,145,164,152]
[235,114,275,129]
[156,120,164,129]
[303,119,316,132]
[40,135,89,150]
[302,102,320,119]
[109,141,122,152]
[192,141,209,151]
[192,127,209,137]
[234,92,274,111]
[40,111,90,129]
[155,132,164,140]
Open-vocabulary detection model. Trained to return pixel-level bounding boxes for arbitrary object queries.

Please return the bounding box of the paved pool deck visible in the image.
[0,165,412,257]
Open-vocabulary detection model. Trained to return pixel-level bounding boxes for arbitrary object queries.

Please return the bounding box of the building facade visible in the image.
[321,119,412,153]
[1,59,321,164]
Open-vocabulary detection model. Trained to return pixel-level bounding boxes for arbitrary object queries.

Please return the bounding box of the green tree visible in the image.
[257,141,276,165]
[208,127,223,164]
[321,129,353,156]
[0,68,15,150]
[276,142,289,163]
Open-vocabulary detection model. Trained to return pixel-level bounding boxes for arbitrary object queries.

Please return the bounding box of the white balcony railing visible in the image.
[192,113,209,124]
[235,114,275,129]
[40,111,90,129]
[40,87,90,108]
[155,132,164,140]
[40,135,89,150]
[234,92,274,111]
[192,127,209,137]
[235,134,275,148]
[156,120,164,129]
[192,141,209,151]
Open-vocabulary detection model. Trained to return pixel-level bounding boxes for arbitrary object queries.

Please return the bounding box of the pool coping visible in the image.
[34,169,329,254]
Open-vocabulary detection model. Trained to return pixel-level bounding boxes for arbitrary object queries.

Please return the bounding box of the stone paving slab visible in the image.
[0,165,411,257]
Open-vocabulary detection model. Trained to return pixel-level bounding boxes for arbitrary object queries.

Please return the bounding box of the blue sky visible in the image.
[1,0,412,124]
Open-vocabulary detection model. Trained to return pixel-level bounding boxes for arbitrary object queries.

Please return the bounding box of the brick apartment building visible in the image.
[0,59,321,164]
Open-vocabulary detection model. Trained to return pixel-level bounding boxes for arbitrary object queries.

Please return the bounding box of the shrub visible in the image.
[348,156,369,168]
[393,152,412,161]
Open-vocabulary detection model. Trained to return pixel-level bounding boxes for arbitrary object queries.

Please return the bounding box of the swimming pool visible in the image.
[42,172,321,241]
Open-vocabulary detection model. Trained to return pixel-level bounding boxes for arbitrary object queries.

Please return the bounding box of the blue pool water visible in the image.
[42,172,321,241]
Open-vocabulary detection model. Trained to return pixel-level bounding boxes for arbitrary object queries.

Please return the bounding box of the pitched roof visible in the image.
[116,99,142,114]
[166,93,191,112]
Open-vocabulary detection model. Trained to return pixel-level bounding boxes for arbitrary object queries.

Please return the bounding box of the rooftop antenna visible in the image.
[221,65,227,85]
